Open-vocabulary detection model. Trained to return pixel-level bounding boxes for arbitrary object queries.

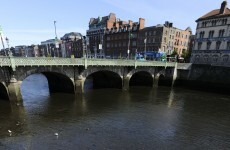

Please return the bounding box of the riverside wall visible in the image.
[175,64,230,93]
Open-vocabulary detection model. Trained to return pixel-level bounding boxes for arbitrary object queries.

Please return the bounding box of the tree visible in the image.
[181,49,191,63]
[171,49,179,56]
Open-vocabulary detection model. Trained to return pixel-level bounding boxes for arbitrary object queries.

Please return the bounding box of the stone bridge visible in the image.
[0,56,190,102]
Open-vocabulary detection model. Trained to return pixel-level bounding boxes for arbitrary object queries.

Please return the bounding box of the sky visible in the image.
[0,0,226,48]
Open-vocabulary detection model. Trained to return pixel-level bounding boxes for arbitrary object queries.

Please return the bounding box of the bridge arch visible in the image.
[17,67,75,94]
[81,66,123,78]
[42,72,75,93]
[85,70,122,90]
[0,82,9,100]
[154,69,173,86]
[129,71,153,87]
[16,67,74,81]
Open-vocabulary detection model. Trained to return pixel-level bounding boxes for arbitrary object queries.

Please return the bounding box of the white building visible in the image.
[191,1,230,66]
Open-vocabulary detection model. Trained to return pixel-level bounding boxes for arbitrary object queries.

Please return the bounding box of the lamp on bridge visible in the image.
[5,37,12,57]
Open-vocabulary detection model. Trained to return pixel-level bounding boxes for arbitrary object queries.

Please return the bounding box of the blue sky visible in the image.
[0,0,225,47]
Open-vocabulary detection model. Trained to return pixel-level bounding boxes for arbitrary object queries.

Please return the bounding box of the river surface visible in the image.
[0,74,230,150]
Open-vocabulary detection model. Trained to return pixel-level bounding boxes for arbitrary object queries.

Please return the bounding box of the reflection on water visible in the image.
[0,74,230,149]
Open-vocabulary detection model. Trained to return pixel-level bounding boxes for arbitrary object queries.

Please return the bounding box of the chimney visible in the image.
[220,1,227,14]
[139,18,145,30]
[128,20,133,26]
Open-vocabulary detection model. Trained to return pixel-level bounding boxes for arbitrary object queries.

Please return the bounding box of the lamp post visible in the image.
[5,37,12,56]
[82,36,86,58]
[54,21,57,39]
[144,37,147,60]
[54,21,59,57]
[127,26,131,59]
[0,26,7,56]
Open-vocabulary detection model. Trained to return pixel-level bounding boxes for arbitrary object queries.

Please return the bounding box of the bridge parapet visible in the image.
[0,57,11,66]
[0,57,177,69]
[177,63,192,70]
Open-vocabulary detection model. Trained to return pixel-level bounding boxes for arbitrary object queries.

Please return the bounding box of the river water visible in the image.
[0,74,230,150]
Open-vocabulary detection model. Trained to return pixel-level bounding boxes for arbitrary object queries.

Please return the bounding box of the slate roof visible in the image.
[197,8,230,21]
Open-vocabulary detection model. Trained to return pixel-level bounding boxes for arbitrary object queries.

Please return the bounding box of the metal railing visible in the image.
[0,57,177,70]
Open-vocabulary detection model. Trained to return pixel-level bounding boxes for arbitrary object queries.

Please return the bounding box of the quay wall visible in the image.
[175,64,230,93]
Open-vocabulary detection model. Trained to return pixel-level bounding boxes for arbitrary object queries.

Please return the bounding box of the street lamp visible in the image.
[0,26,6,56]
[144,37,147,60]
[127,49,130,59]
[54,21,57,39]
[82,36,86,58]
[5,37,12,56]
[54,21,59,57]
[127,26,131,59]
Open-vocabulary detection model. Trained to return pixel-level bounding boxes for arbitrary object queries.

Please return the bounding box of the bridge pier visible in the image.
[75,75,85,94]
[153,74,159,88]
[172,62,178,87]
[123,75,131,91]
[8,76,22,102]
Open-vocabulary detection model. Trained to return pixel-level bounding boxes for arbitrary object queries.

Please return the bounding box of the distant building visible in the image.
[14,45,27,56]
[138,21,191,57]
[87,13,117,58]
[61,32,83,58]
[41,39,60,57]
[191,1,230,65]
[105,18,145,59]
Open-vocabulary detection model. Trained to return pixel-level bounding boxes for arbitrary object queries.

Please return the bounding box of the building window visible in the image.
[222,19,227,25]
[209,30,214,38]
[148,38,151,43]
[198,42,202,50]
[227,42,230,50]
[202,22,207,27]
[132,41,136,46]
[200,31,205,38]
[216,41,221,50]
[207,42,211,50]
[212,20,216,26]
[219,29,225,37]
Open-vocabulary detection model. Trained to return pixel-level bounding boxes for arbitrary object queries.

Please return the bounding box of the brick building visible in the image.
[138,21,191,57]
[87,13,117,58]
[87,13,191,59]
[104,18,145,59]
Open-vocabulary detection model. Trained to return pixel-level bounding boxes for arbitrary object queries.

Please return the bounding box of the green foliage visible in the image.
[171,50,178,56]
[181,49,191,62]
